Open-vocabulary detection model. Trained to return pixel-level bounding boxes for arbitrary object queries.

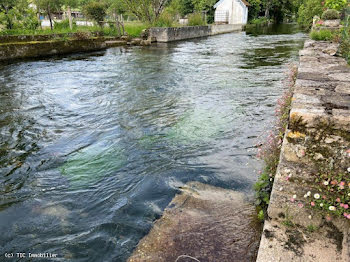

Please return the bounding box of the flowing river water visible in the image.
[0,24,305,261]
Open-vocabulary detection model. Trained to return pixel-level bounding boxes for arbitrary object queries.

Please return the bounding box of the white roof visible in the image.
[214,0,225,8]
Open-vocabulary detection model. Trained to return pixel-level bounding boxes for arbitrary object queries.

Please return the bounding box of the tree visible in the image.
[0,0,28,29]
[107,0,126,35]
[63,0,80,29]
[324,0,348,11]
[121,0,170,24]
[297,0,324,28]
[83,1,107,27]
[34,0,63,30]
[248,0,261,21]
[178,0,194,17]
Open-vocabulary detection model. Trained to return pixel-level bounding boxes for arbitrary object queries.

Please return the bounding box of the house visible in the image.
[214,0,250,25]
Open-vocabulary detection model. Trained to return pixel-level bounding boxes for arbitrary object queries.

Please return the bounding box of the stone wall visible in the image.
[0,32,103,44]
[211,24,244,35]
[257,40,350,261]
[148,24,243,42]
[0,38,107,62]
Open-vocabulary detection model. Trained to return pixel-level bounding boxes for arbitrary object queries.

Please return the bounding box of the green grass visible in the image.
[124,22,147,37]
[249,17,271,25]
[0,22,148,38]
[306,225,318,233]
[310,29,336,41]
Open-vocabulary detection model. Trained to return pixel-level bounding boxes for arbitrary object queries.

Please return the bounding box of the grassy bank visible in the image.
[0,22,147,38]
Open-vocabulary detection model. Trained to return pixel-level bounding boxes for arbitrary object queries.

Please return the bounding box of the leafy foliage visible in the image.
[297,0,324,28]
[153,11,175,27]
[321,9,340,20]
[34,0,63,30]
[121,0,169,24]
[83,1,107,27]
[310,29,336,41]
[54,18,77,30]
[188,12,206,26]
[324,0,348,11]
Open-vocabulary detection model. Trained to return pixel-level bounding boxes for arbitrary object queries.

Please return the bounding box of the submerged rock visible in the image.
[128,182,261,262]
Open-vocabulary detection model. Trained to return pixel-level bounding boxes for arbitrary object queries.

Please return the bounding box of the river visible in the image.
[0,24,305,261]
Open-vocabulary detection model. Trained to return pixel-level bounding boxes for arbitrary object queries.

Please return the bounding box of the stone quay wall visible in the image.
[148,24,243,42]
[257,40,350,261]
[0,38,108,62]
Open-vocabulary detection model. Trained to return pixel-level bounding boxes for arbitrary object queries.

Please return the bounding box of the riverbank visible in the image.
[0,24,243,62]
[257,40,350,261]
[0,33,152,62]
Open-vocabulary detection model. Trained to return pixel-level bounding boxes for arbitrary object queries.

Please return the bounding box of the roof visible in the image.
[214,0,251,8]
[241,0,251,6]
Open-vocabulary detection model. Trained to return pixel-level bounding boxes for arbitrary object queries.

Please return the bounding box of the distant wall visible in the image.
[211,24,243,35]
[149,24,243,43]
[0,38,107,62]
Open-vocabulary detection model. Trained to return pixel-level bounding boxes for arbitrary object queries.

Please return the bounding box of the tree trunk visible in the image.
[48,8,53,30]
[67,6,73,30]
[4,7,13,30]
[265,0,270,19]
[114,11,121,36]
[120,15,125,35]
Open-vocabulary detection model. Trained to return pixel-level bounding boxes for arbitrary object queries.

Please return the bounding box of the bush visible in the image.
[55,19,77,30]
[310,29,335,40]
[325,0,348,11]
[297,0,324,29]
[322,9,340,20]
[249,17,270,25]
[153,11,175,27]
[188,13,206,26]
[83,1,107,27]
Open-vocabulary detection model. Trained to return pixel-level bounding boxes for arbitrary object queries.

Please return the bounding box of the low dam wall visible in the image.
[257,40,350,261]
[0,32,104,44]
[148,24,244,42]
[0,38,108,62]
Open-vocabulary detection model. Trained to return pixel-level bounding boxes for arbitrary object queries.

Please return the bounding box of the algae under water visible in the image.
[0,24,305,261]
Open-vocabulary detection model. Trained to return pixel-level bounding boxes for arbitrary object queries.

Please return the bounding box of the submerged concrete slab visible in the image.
[128,182,261,262]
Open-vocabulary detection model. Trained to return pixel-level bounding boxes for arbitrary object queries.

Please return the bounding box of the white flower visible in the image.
[323,181,329,186]
[329,206,336,211]
[279,187,284,191]
[304,194,308,198]
[288,174,292,178]
[308,215,312,219]
[347,167,350,173]
[348,193,350,197]
[307,191,311,197]
[293,195,297,199]
[314,193,320,199]
[320,203,324,207]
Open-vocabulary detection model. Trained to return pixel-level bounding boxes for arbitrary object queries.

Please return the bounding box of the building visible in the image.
[214,0,250,25]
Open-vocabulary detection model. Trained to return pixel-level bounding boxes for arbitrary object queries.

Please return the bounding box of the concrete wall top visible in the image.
[149,24,243,43]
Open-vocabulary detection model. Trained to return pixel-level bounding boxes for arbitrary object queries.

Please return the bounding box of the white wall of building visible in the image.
[214,0,248,25]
